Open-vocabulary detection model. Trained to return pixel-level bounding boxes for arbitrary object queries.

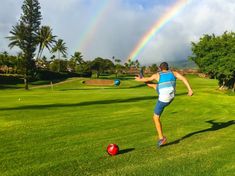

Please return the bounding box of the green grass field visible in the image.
[0,75,234,176]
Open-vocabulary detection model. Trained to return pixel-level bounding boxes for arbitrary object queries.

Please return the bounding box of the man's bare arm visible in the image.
[173,71,193,96]
[146,83,157,90]
[135,73,159,82]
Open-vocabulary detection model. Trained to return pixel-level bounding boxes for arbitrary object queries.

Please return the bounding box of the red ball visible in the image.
[107,144,119,156]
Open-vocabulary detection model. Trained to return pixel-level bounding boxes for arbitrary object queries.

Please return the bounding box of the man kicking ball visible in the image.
[135,62,193,147]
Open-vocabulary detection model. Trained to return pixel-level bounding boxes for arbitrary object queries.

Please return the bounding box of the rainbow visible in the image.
[77,0,114,52]
[127,0,189,62]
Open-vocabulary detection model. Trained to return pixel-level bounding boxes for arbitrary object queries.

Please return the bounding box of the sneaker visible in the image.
[158,136,167,147]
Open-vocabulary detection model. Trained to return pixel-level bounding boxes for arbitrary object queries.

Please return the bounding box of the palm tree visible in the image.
[68,52,84,72]
[7,0,42,90]
[2,51,9,57]
[7,23,27,51]
[71,52,84,65]
[36,26,56,60]
[7,22,28,74]
[52,39,67,60]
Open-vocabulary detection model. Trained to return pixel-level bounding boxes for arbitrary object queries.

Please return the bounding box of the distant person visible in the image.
[135,62,193,147]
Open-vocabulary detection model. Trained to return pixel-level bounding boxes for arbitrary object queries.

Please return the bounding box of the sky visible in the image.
[1,0,235,64]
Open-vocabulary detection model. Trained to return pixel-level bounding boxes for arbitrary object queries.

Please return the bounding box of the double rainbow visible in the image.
[127,0,189,62]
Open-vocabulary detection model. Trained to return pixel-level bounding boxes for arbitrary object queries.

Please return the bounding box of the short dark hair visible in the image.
[159,62,169,70]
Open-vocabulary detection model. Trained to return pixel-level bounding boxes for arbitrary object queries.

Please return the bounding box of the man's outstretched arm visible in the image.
[173,71,193,96]
[135,73,159,82]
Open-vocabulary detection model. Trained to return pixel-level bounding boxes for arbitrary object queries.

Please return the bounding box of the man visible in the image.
[135,62,193,147]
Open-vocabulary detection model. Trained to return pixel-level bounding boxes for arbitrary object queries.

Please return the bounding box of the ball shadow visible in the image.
[118,148,135,155]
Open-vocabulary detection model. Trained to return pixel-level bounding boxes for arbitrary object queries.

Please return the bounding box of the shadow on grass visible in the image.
[118,148,135,155]
[32,78,68,85]
[59,84,147,91]
[0,85,23,89]
[0,92,189,111]
[98,76,134,81]
[0,78,68,90]
[0,96,157,111]
[163,120,235,147]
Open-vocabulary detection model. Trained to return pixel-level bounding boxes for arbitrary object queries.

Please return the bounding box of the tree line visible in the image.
[0,51,156,78]
[190,32,235,90]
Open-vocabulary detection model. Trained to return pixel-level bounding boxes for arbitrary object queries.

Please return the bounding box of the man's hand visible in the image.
[147,83,157,90]
[188,89,193,96]
[135,73,158,82]
[135,75,142,81]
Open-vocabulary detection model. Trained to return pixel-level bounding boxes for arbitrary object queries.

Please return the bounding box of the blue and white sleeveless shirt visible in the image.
[157,71,176,103]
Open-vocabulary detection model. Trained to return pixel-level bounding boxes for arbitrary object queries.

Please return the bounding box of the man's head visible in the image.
[159,62,169,71]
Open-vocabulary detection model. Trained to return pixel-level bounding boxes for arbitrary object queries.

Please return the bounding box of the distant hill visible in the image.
[146,60,197,69]
[167,60,197,69]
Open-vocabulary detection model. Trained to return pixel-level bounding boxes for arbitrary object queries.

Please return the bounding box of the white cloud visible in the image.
[0,0,235,64]
[135,0,235,64]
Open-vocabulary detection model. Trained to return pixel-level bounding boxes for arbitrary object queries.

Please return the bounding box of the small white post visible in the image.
[50,81,54,91]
